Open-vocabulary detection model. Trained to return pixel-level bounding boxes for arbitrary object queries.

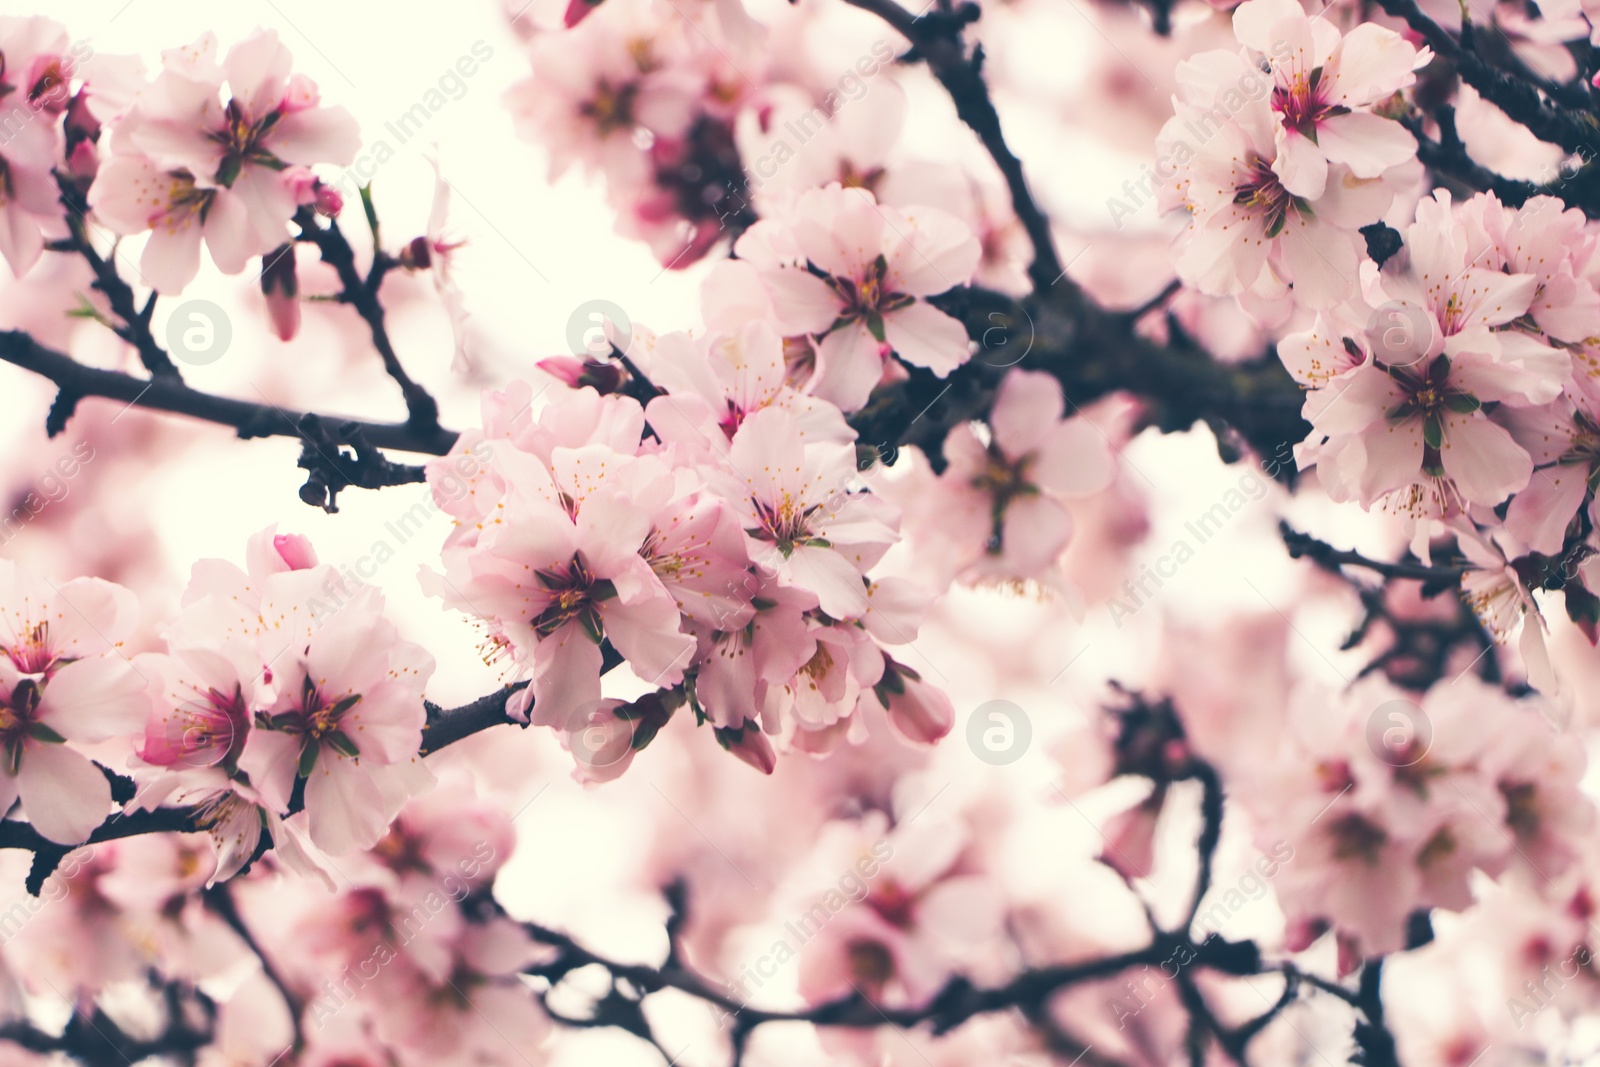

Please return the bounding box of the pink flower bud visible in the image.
[536,355,626,394]
[1099,793,1163,880]
[260,245,301,342]
[266,292,299,342]
[882,670,954,745]
[314,184,344,218]
[398,235,433,270]
[65,140,98,183]
[284,166,319,205]
[564,0,605,27]
[273,533,319,571]
[719,724,776,775]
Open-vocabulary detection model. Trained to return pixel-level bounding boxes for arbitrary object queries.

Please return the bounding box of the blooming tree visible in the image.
[1,0,1600,1062]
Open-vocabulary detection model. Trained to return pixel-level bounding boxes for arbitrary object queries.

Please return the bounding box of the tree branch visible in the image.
[293,207,441,433]
[1377,0,1600,157]
[841,0,1065,291]
[0,330,458,456]
[202,883,303,1053]
[54,176,181,381]
[1280,522,1467,584]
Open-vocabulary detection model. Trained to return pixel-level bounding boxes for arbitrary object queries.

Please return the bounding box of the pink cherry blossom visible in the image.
[423,445,697,728]
[893,369,1114,589]
[734,184,981,410]
[236,577,434,855]
[0,562,147,844]
[88,28,359,291]
[1232,0,1422,199]
[711,405,899,620]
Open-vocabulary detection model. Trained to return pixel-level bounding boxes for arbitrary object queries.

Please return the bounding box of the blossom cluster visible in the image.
[1156,0,1425,311]
[0,530,432,872]
[84,28,359,294]
[1236,675,1592,967]
[1143,0,1600,697]
[502,0,1029,283]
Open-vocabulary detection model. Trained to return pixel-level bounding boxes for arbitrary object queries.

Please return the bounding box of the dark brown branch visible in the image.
[0,330,458,456]
[519,904,1395,1066]
[1280,523,1467,583]
[1376,0,1600,157]
[852,285,1309,476]
[293,207,441,433]
[202,884,303,1053]
[840,0,1065,291]
[54,175,180,380]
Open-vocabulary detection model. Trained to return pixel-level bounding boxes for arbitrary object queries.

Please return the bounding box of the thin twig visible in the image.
[841,0,1065,291]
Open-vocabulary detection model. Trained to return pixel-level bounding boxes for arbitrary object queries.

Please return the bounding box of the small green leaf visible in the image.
[25,722,64,744]
[579,606,605,644]
[359,184,380,245]
[1422,413,1443,450]
[297,742,319,777]
[324,731,360,759]
[865,311,887,344]
[214,154,242,188]
[1444,393,1481,414]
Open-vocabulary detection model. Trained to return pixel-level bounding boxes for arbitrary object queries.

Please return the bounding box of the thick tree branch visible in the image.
[855,285,1308,474]
[0,330,458,456]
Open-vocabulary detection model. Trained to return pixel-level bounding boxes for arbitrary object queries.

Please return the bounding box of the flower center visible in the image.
[750,491,823,557]
[973,449,1040,555]
[1233,157,1303,239]
[208,98,284,186]
[1328,812,1387,864]
[1271,67,1343,137]
[532,557,611,641]
[824,254,913,341]
[5,621,57,674]
[583,81,638,136]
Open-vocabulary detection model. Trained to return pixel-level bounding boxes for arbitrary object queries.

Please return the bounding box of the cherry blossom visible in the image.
[0,17,74,276]
[892,368,1115,589]
[0,562,146,844]
[87,28,358,292]
[734,184,981,410]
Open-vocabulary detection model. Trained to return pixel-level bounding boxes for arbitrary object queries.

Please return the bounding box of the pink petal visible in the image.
[269,105,361,167]
[989,370,1065,458]
[1439,412,1532,505]
[1317,112,1417,179]
[882,301,971,376]
[784,544,870,619]
[16,743,111,845]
